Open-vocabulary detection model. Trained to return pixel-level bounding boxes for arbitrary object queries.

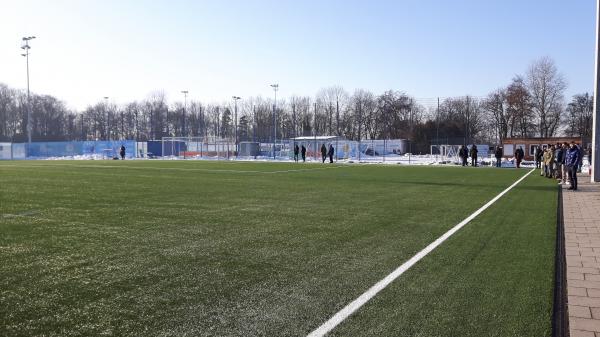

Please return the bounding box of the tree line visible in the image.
[0,57,594,154]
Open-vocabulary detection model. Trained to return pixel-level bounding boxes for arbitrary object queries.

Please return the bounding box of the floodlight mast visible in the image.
[232,96,241,158]
[181,91,188,137]
[593,0,600,182]
[21,36,36,144]
[104,97,109,140]
[270,84,279,159]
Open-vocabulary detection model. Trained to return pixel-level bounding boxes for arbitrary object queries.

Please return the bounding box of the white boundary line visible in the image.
[0,163,345,174]
[307,168,535,337]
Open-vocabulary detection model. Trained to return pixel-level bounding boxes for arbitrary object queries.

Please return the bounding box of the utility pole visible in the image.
[21,36,35,145]
[181,90,188,136]
[593,0,600,182]
[336,99,340,161]
[232,96,241,158]
[314,102,317,161]
[270,84,279,159]
[104,96,109,140]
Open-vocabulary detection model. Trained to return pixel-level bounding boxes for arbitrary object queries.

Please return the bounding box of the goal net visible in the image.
[160,137,235,159]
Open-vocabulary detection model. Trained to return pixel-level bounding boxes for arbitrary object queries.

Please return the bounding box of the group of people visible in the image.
[534,142,586,191]
[293,144,335,163]
[458,144,479,167]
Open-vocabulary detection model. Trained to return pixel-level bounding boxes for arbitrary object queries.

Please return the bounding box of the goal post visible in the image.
[160,137,234,159]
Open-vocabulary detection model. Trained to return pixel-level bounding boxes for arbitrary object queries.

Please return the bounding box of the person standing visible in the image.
[293,144,299,162]
[565,142,581,190]
[494,146,503,168]
[120,145,126,160]
[562,143,569,183]
[469,144,478,167]
[459,145,468,166]
[301,145,306,162]
[320,144,327,163]
[554,143,565,182]
[328,144,334,163]
[515,146,524,168]
[576,143,584,173]
[534,146,542,169]
[543,146,553,178]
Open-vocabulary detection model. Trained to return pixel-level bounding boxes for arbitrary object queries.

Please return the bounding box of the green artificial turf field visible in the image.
[0,161,557,337]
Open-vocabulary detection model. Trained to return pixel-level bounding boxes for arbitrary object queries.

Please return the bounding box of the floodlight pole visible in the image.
[21,36,35,145]
[592,0,600,182]
[181,90,188,137]
[270,84,279,159]
[232,96,241,158]
[104,96,109,141]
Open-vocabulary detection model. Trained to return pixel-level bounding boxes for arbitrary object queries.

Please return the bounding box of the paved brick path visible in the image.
[563,174,600,337]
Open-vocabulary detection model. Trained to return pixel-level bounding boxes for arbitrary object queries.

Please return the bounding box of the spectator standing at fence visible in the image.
[566,142,580,190]
[563,143,570,183]
[120,145,126,160]
[470,144,478,167]
[577,143,584,173]
[534,146,542,169]
[544,145,554,178]
[459,145,468,166]
[301,145,306,162]
[540,147,546,176]
[515,147,524,169]
[293,144,299,162]
[494,146,503,168]
[554,143,564,180]
[328,144,334,163]
[321,144,327,163]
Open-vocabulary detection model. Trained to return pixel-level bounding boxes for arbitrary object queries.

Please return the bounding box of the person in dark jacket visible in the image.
[320,144,327,163]
[469,144,478,167]
[577,143,584,173]
[459,145,468,166]
[554,143,565,181]
[565,142,581,190]
[120,145,126,160]
[494,146,503,168]
[301,145,306,162]
[515,147,524,168]
[328,144,334,163]
[534,146,542,169]
[293,144,299,162]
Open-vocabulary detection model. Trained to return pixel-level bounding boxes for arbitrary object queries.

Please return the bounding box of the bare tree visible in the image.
[565,93,593,140]
[506,76,534,137]
[482,89,509,142]
[526,57,567,137]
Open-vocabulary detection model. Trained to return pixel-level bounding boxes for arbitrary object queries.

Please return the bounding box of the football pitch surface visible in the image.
[0,161,557,336]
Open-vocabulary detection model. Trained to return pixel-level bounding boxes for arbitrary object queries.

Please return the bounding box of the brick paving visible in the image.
[563,174,600,337]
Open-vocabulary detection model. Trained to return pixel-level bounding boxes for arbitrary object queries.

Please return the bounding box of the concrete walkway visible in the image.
[563,174,600,337]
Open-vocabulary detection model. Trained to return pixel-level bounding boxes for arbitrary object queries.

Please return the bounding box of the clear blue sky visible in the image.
[0,0,596,110]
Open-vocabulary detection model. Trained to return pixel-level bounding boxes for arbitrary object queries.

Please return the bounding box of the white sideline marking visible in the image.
[0,163,345,174]
[307,168,535,337]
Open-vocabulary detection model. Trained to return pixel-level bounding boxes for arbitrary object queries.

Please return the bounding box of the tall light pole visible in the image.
[270,84,279,159]
[232,96,241,157]
[181,90,188,136]
[592,0,600,182]
[21,36,36,144]
[104,96,109,140]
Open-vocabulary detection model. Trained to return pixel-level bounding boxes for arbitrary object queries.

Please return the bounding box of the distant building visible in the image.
[501,137,584,160]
